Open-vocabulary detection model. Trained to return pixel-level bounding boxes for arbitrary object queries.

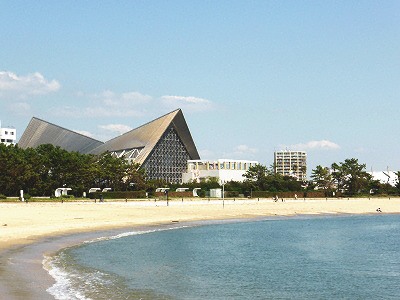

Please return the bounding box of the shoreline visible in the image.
[1,198,399,299]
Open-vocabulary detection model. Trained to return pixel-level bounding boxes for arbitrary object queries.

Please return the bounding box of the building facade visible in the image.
[0,124,16,146]
[274,150,307,181]
[369,171,398,187]
[19,109,200,183]
[182,159,259,184]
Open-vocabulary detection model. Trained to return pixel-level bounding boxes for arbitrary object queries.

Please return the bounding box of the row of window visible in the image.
[190,162,256,171]
[1,131,15,135]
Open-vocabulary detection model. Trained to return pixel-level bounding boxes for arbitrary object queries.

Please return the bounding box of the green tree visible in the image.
[0,144,29,196]
[243,164,269,191]
[123,162,147,191]
[311,165,333,191]
[331,158,372,195]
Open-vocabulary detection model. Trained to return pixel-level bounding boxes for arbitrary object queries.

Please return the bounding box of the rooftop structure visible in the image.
[19,109,200,183]
[0,123,17,146]
[182,159,259,184]
[274,150,307,181]
[18,117,103,153]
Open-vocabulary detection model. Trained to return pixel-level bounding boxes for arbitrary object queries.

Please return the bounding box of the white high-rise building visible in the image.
[274,150,307,181]
[0,122,17,146]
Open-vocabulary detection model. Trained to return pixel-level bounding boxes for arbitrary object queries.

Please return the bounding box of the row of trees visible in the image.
[1,143,399,197]
[0,144,147,197]
[310,158,400,196]
[237,159,400,196]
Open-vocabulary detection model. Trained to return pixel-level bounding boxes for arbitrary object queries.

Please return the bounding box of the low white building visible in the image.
[369,171,398,186]
[0,123,16,146]
[182,159,259,184]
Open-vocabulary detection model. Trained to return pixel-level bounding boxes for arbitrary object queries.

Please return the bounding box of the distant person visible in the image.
[294,194,298,200]
[376,208,382,213]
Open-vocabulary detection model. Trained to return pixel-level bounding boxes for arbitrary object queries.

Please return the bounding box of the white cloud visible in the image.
[57,90,153,118]
[0,71,60,98]
[198,149,216,160]
[98,124,132,135]
[94,90,152,107]
[161,95,214,112]
[287,140,340,150]
[221,144,259,160]
[73,130,94,138]
[54,91,213,119]
[234,144,259,154]
[7,102,31,114]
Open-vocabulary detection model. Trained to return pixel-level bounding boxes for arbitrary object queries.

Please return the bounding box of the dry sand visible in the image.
[0,198,399,299]
[1,197,399,250]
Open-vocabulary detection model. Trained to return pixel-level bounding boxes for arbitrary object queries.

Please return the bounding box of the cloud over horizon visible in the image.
[161,95,214,112]
[0,71,60,98]
[98,123,133,135]
[221,144,259,160]
[285,140,340,151]
[55,91,214,118]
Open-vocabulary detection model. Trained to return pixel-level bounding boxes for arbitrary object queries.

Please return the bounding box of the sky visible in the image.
[1,1,399,175]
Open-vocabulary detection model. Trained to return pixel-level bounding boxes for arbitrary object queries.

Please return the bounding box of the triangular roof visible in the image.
[18,117,104,153]
[89,109,200,164]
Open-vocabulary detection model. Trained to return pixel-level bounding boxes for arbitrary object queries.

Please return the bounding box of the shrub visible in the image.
[89,191,147,199]
[225,191,240,198]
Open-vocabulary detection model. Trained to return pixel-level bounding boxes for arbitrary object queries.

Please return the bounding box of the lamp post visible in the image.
[165,189,169,206]
[222,182,225,208]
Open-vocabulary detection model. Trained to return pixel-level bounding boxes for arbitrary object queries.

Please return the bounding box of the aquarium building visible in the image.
[18,109,200,183]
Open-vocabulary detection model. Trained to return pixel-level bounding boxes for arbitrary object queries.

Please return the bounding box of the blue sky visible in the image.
[1,1,399,175]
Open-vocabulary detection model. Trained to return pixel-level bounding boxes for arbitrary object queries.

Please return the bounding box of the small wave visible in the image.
[44,254,92,300]
[43,224,189,299]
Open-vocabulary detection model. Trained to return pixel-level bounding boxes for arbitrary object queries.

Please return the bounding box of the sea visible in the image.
[44,214,400,299]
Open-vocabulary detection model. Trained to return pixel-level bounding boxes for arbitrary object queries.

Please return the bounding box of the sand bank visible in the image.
[0,198,399,299]
[1,198,399,251]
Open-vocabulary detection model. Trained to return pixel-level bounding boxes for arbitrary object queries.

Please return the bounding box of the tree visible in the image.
[123,162,147,191]
[311,165,333,191]
[243,164,269,191]
[395,171,400,194]
[96,152,128,191]
[331,158,372,195]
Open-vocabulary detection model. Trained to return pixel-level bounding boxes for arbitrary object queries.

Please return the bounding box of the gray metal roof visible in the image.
[18,109,200,164]
[89,109,200,164]
[18,117,104,153]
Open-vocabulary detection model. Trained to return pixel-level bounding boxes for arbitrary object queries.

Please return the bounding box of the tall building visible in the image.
[18,109,200,183]
[0,123,16,146]
[274,150,307,181]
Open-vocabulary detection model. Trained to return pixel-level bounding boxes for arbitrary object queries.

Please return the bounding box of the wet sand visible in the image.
[1,198,399,299]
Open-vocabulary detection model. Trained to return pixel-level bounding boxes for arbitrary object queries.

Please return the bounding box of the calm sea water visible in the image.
[46,215,400,299]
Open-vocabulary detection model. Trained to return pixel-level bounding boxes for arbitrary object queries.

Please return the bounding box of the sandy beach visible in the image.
[1,197,399,299]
